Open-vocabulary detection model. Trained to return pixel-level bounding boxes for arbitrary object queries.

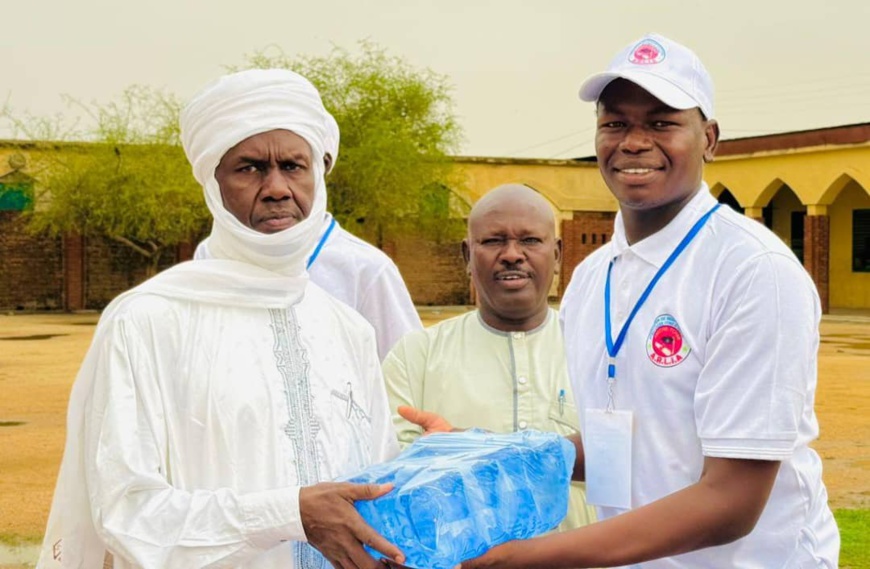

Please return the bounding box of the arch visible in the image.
[708,182,728,199]
[751,177,794,209]
[764,183,806,261]
[716,187,744,214]
[818,173,870,206]
[472,181,564,218]
[513,182,563,214]
[443,184,474,210]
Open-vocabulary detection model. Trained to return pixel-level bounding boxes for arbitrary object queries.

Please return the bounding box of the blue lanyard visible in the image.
[604,204,720,380]
[306,217,337,270]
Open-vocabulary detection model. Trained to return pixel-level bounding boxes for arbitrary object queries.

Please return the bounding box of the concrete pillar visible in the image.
[63,232,86,311]
[805,205,829,314]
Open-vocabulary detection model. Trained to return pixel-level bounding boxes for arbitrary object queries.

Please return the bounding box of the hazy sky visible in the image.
[4,0,870,158]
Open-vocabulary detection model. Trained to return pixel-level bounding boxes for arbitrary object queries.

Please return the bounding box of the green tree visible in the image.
[2,86,208,276]
[238,42,467,246]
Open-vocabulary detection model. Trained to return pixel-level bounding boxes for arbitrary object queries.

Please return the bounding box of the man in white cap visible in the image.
[37,69,404,569]
[413,34,839,568]
[307,112,423,361]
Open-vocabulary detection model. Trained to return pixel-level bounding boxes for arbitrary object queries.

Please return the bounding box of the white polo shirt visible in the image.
[560,186,839,568]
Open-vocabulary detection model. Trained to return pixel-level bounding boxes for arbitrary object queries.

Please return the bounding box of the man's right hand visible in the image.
[397,405,456,435]
[299,482,404,569]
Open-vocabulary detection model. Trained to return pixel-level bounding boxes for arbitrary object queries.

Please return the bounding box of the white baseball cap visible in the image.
[578,33,714,119]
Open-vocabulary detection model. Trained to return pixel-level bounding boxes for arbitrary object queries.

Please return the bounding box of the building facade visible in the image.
[1,124,869,312]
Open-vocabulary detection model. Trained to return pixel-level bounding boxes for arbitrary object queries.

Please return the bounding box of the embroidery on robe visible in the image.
[330,382,372,424]
[269,308,330,569]
[330,382,373,468]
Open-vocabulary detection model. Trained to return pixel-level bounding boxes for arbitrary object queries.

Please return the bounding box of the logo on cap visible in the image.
[629,39,666,65]
[646,314,690,367]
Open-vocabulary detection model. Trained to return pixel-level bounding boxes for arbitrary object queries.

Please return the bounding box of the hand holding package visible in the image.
[342,428,576,569]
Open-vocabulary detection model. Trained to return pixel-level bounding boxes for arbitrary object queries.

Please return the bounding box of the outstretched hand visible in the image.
[300,482,404,569]
[397,405,456,436]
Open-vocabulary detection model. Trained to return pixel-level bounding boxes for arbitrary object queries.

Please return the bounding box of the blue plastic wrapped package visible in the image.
[341,429,576,569]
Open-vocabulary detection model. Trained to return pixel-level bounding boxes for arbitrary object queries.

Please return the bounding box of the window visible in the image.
[0,182,32,211]
[853,209,870,273]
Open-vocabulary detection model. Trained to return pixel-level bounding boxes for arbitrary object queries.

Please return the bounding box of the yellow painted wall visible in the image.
[830,181,870,308]
[705,144,870,207]
[452,159,617,214]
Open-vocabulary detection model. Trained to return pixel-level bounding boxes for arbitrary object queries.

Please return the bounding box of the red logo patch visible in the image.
[629,39,666,65]
[646,314,690,367]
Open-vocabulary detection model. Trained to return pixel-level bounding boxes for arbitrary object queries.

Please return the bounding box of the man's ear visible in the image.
[554,237,563,274]
[324,153,334,173]
[703,119,720,163]
[461,239,471,272]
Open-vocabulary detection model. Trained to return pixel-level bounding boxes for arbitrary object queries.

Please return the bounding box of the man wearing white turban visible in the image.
[37,69,404,569]
[195,110,423,361]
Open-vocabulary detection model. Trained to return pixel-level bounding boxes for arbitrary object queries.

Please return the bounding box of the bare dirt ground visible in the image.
[0,307,867,563]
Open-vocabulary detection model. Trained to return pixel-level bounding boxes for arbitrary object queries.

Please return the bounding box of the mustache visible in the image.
[256,206,301,221]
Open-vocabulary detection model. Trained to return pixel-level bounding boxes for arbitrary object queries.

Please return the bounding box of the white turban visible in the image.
[323,111,340,174]
[181,69,329,277]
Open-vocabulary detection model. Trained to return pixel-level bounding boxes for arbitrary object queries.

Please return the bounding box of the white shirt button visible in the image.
[518,376,528,385]
[518,420,528,429]
[512,332,524,340]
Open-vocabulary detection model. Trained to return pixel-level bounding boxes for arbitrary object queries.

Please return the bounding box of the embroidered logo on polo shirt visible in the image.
[629,39,665,65]
[646,314,690,367]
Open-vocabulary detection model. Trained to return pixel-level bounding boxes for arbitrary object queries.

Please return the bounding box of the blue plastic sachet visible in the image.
[340,428,576,569]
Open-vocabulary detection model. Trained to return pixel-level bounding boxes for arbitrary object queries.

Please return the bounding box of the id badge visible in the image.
[584,408,633,509]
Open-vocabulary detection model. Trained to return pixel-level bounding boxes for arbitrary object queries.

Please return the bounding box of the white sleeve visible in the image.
[381,333,427,447]
[357,263,423,361]
[358,325,401,463]
[84,317,306,569]
[695,252,820,460]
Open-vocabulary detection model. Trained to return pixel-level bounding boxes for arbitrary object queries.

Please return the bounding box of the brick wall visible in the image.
[387,234,470,306]
[560,211,616,297]
[805,214,830,313]
[84,237,178,309]
[0,212,63,310]
[2,211,468,310]
[2,209,624,310]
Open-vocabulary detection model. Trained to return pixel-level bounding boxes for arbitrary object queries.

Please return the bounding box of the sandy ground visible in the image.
[0,307,867,558]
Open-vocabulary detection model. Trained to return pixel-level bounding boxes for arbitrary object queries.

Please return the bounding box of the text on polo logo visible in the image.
[646,314,690,367]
